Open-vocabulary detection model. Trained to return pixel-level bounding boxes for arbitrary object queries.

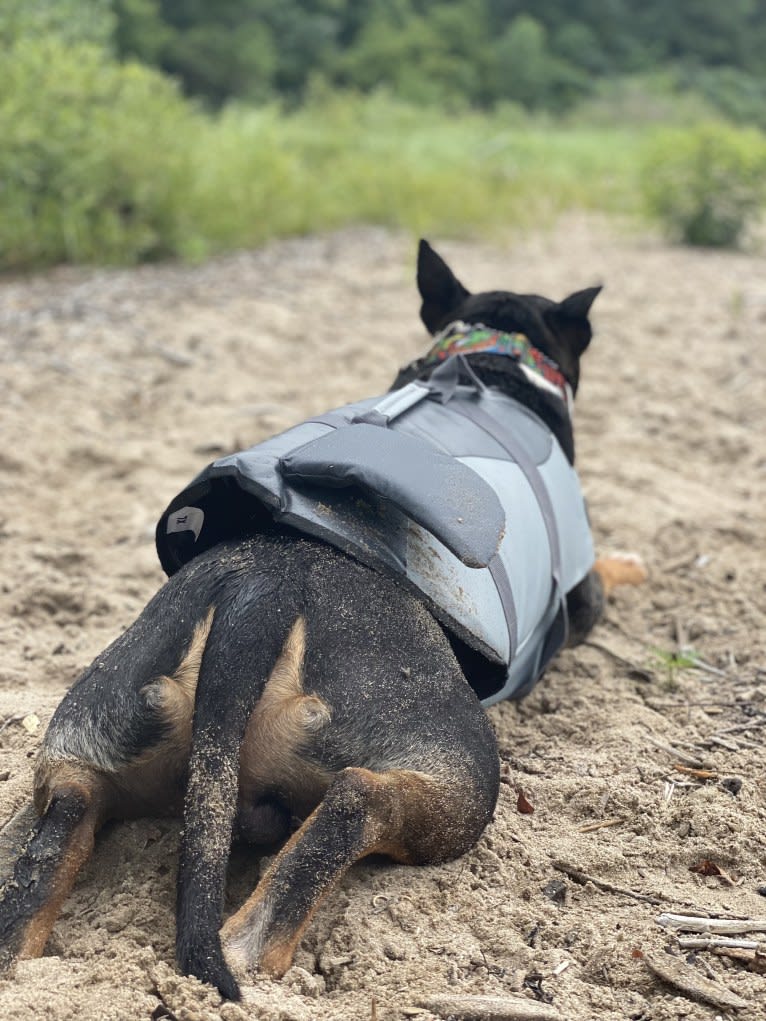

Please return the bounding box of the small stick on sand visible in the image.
[688,657,730,679]
[551,860,663,906]
[713,719,766,737]
[672,764,718,780]
[678,936,761,950]
[577,818,623,833]
[0,713,24,736]
[704,735,741,752]
[657,913,766,934]
[583,640,653,681]
[711,947,766,973]
[642,951,748,1011]
[663,552,697,573]
[416,994,562,1021]
[645,736,708,769]
[151,343,195,367]
[672,615,689,650]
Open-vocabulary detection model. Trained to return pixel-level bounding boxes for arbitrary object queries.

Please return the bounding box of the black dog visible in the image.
[0,241,644,999]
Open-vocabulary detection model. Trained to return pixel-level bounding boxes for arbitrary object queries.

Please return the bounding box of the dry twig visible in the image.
[551,860,663,906]
[713,719,766,737]
[711,947,766,973]
[583,640,653,681]
[704,735,741,752]
[577,818,623,833]
[688,657,730,679]
[672,764,718,780]
[642,951,747,1011]
[645,735,708,769]
[678,936,760,950]
[657,913,766,935]
[416,994,562,1020]
[150,344,195,367]
[0,714,24,736]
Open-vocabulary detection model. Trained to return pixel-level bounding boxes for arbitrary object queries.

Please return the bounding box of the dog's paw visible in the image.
[222,941,252,987]
[221,904,271,982]
[223,901,299,980]
[593,552,648,595]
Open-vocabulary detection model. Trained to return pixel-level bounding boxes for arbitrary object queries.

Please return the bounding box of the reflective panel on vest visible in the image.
[460,456,553,649]
[156,375,595,705]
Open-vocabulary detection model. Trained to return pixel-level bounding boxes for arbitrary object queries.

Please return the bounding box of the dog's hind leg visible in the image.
[221,764,489,980]
[0,766,107,971]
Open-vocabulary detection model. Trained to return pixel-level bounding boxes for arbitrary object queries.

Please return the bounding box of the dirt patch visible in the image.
[0,219,764,1020]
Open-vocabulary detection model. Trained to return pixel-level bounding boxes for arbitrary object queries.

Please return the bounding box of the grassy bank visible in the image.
[188,95,646,255]
[0,39,669,269]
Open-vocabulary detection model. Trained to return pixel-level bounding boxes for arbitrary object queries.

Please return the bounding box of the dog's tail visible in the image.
[175,572,296,1000]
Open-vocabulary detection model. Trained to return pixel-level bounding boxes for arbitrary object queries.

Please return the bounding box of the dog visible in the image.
[0,240,645,1000]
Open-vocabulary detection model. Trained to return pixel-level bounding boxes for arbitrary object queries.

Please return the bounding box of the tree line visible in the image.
[111,0,766,118]
[2,0,765,120]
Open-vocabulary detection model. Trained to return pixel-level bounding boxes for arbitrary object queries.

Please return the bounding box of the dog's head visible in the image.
[416,239,601,396]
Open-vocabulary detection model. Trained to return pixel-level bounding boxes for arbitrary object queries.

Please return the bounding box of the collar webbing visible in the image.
[420,321,572,411]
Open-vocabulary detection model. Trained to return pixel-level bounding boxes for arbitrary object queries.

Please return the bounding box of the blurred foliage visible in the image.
[0,36,200,265]
[0,0,115,47]
[0,49,645,271]
[641,122,766,247]
[2,0,766,268]
[108,0,766,121]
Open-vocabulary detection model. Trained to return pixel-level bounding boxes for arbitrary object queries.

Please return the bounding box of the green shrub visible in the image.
[0,36,201,266]
[0,51,645,271]
[641,122,766,247]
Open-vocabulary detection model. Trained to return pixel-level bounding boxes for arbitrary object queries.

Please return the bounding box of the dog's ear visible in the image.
[558,285,602,321]
[545,285,602,355]
[417,239,471,333]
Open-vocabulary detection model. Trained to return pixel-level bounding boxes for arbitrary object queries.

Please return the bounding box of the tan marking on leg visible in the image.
[594,553,648,597]
[28,610,216,839]
[33,761,107,816]
[239,616,331,811]
[142,605,216,744]
[223,766,474,978]
[259,929,305,979]
[15,771,108,960]
[37,609,216,821]
[242,771,444,978]
[17,802,100,959]
[92,606,219,814]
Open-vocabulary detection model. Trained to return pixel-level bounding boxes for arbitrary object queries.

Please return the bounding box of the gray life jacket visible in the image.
[156,357,594,706]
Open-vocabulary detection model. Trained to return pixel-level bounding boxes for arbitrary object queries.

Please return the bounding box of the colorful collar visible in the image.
[420,321,573,411]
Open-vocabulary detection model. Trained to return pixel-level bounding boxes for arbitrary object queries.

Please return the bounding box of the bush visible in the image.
[641,122,766,247]
[0,36,202,266]
[0,50,645,271]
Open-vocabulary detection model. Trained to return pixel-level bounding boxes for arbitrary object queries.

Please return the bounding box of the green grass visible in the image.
[185,94,646,259]
[0,39,690,270]
[649,647,701,691]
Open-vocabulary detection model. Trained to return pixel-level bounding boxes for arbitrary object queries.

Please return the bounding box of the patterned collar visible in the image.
[420,321,573,412]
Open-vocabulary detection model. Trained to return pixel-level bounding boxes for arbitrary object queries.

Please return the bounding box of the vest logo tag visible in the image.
[166,506,204,541]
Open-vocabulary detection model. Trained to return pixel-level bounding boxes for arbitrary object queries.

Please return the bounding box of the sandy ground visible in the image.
[0,219,764,1021]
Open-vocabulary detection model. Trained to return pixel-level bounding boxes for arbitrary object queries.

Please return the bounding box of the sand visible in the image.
[0,218,764,1020]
